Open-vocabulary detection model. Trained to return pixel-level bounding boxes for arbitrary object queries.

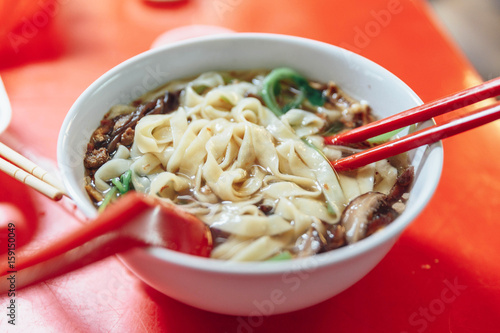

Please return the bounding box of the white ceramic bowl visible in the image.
[58,33,443,316]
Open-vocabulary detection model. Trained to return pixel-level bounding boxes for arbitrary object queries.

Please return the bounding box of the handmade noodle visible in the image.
[83,69,413,261]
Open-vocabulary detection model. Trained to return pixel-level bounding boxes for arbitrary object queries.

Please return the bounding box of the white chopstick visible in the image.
[0,142,66,192]
[0,155,64,201]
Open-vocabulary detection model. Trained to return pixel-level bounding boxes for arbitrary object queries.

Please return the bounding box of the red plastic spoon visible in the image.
[0,192,212,292]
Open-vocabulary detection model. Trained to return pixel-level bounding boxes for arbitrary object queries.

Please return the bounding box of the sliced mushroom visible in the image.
[365,204,398,238]
[340,192,387,244]
[320,223,346,252]
[294,227,324,258]
[387,166,414,204]
[340,166,414,244]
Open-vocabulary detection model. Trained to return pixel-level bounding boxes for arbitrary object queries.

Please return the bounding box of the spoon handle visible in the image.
[0,193,213,292]
[0,194,151,291]
[0,233,143,292]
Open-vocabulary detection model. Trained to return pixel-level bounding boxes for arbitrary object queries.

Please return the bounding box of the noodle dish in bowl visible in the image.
[58,33,443,315]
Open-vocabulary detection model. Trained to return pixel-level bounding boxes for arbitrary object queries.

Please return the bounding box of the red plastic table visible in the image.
[1,0,499,332]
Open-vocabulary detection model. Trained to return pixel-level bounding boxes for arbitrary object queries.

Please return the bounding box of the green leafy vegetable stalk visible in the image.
[261,67,325,116]
[99,170,133,212]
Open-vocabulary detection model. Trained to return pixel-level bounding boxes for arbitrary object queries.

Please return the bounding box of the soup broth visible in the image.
[83,69,413,261]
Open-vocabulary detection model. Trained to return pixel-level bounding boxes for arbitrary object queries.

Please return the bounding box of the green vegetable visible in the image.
[367,127,406,144]
[219,95,233,106]
[111,177,126,194]
[221,73,234,85]
[301,138,332,166]
[326,201,337,217]
[261,67,325,116]
[321,120,345,136]
[99,170,133,211]
[98,187,118,212]
[267,251,293,261]
[193,85,209,95]
[120,170,132,192]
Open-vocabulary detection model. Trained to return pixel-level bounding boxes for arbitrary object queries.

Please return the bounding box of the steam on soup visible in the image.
[83,68,413,261]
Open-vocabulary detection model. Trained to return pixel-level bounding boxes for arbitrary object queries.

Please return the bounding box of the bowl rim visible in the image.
[58,32,443,275]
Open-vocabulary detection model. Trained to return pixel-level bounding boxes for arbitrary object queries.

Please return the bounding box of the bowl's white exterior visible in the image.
[58,33,443,316]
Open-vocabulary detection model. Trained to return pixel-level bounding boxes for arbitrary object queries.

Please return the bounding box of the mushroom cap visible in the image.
[341,192,387,244]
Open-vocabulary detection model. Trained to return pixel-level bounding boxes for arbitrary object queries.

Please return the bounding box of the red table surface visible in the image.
[1,0,499,332]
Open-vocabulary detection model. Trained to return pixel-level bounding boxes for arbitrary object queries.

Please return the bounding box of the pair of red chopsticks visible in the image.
[327,77,500,172]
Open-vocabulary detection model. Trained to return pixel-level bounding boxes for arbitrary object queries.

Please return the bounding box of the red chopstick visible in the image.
[331,101,500,172]
[324,77,500,145]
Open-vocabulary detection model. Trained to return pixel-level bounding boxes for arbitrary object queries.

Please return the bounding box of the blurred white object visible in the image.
[151,25,235,49]
[0,76,12,134]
